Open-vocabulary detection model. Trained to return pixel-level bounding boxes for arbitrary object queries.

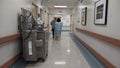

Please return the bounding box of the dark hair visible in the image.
[57,18,61,22]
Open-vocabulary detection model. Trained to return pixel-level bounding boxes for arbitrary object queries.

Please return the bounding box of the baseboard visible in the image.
[0,52,22,68]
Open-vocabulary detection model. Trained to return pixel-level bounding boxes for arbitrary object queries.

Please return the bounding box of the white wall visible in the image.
[62,15,70,26]
[73,0,120,67]
[0,0,33,66]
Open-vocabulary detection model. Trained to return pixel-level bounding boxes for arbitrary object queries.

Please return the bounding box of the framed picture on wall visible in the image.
[94,0,108,25]
[81,7,87,26]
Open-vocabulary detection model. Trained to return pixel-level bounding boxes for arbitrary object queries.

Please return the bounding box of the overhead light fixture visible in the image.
[54,6,67,8]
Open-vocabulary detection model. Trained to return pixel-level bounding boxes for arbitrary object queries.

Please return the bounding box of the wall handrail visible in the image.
[76,28,120,47]
[0,34,20,44]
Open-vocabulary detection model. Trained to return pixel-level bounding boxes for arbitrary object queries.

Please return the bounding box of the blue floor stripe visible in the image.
[10,57,26,68]
[70,33,106,68]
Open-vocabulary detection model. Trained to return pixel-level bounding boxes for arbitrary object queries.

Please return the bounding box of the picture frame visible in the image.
[94,0,108,25]
[81,7,87,26]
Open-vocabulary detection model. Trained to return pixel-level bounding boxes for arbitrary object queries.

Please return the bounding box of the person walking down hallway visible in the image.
[54,18,63,40]
[51,18,56,38]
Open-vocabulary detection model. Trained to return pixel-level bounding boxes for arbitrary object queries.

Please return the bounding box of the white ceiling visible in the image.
[45,0,79,8]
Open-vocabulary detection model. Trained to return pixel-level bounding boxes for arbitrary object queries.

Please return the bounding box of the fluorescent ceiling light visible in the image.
[54,6,67,8]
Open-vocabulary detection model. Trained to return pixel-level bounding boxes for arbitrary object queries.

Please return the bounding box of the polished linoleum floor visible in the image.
[26,32,90,68]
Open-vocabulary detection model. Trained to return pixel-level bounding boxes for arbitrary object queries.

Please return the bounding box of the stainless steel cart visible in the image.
[19,8,49,61]
[22,30,49,61]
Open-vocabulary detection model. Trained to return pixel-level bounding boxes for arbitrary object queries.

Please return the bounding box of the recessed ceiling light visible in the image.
[54,6,67,8]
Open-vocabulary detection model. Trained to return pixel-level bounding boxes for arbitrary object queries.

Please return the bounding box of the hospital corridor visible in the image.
[0,0,120,68]
[26,32,90,68]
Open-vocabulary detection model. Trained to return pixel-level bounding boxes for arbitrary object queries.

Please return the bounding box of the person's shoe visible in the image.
[55,37,59,40]
[55,37,57,40]
[58,37,61,41]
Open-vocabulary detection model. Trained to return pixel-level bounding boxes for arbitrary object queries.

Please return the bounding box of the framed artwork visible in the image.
[81,7,87,26]
[94,0,108,25]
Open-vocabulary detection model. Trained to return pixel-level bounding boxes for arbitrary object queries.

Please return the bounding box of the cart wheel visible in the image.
[41,58,45,62]
[46,52,48,57]
[41,52,48,62]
